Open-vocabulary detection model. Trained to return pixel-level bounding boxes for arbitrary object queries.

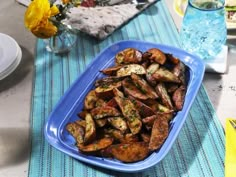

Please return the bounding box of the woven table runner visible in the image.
[28,0,225,176]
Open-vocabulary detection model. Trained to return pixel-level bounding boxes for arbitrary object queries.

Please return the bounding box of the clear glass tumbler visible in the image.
[179,0,227,60]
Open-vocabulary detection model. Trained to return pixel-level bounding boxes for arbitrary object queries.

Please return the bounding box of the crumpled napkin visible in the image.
[17,0,156,40]
[225,118,236,177]
[62,4,139,39]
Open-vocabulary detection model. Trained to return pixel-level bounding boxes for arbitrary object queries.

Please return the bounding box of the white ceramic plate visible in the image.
[0,33,22,80]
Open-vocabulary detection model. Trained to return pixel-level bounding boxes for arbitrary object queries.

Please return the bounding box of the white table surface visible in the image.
[0,0,235,176]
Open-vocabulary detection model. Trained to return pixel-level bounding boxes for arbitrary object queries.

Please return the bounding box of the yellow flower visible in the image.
[24,0,59,39]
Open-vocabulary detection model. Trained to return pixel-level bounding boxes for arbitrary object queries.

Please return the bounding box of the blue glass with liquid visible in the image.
[180,0,227,60]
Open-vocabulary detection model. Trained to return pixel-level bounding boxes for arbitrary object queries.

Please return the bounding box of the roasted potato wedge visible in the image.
[100,65,123,75]
[95,81,122,100]
[95,76,124,87]
[142,115,157,126]
[112,87,124,98]
[166,53,180,65]
[105,98,118,107]
[156,111,174,122]
[110,142,149,163]
[166,83,179,93]
[78,137,114,152]
[128,96,155,118]
[91,106,121,119]
[172,61,186,85]
[66,122,85,144]
[84,90,98,110]
[142,51,152,60]
[77,110,88,119]
[122,78,149,100]
[140,133,151,143]
[116,64,146,77]
[141,60,150,69]
[95,98,107,108]
[149,117,169,151]
[115,48,143,65]
[131,73,158,99]
[155,82,173,109]
[119,133,139,143]
[146,63,160,86]
[147,48,166,65]
[108,116,128,133]
[152,67,181,83]
[99,147,113,158]
[172,85,186,111]
[95,119,107,127]
[145,100,171,113]
[104,128,124,141]
[114,96,142,135]
[84,113,96,144]
[75,119,86,128]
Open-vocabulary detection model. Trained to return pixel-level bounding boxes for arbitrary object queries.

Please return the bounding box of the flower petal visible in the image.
[50,5,60,16]
[24,0,50,30]
[31,21,58,39]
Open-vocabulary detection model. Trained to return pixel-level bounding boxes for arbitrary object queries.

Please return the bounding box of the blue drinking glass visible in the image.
[179,0,227,60]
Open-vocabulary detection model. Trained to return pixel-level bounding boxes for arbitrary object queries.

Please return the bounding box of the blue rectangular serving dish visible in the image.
[44,40,205,172]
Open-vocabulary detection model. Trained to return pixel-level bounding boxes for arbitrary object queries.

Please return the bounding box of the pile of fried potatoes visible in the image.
[66,47,187,163]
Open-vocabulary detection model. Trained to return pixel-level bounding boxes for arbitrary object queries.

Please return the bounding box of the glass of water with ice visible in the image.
[179,0,227,60]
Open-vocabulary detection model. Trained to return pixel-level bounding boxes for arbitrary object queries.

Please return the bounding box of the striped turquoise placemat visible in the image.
[28,0,225,176]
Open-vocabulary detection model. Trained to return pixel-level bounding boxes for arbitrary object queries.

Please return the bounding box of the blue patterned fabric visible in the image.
[28,1,225,176]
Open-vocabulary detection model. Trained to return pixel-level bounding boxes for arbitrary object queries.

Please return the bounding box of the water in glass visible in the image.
[180,0,227,60]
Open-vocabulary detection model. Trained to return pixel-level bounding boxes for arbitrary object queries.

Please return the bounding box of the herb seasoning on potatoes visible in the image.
[66,47,187,163]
